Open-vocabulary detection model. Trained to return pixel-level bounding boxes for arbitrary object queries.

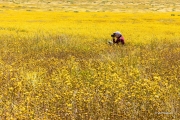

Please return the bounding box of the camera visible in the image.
[111,33,115,37]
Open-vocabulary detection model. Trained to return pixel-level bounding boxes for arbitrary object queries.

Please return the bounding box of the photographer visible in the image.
[110,31,125,45]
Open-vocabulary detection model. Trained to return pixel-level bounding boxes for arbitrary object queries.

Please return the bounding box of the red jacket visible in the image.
[113,35,125,45]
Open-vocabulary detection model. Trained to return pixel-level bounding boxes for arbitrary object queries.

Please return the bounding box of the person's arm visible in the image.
[114,38,121,44]
[113,37,116,43]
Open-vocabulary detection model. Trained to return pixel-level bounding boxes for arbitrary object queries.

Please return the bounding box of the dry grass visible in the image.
[0,1,180,120]
[0,0,180,12]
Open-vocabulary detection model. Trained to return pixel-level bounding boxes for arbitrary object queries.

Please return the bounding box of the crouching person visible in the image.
[108,31,125,45]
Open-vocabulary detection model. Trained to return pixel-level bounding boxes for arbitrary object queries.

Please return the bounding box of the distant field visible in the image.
[0,0,180,120]
[0,0,180,12]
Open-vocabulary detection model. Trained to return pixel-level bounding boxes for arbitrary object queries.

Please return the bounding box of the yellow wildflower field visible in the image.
[0,1,180,120]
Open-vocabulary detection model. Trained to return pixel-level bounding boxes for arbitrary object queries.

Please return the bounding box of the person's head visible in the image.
[114,31,122,38]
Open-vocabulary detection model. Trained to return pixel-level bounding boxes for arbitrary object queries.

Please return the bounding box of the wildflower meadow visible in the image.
[0,0,180,119]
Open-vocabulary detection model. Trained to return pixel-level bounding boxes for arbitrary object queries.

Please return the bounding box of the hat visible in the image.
[114,31,122,37]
